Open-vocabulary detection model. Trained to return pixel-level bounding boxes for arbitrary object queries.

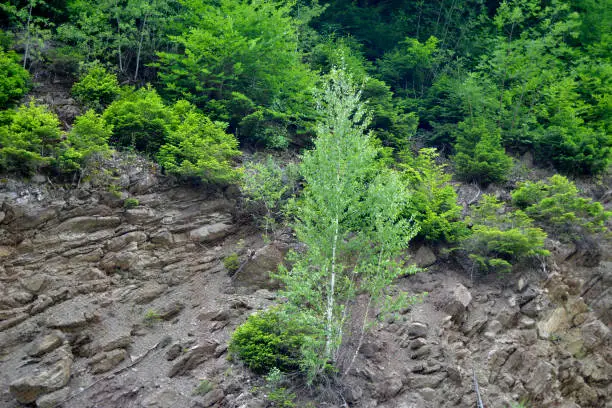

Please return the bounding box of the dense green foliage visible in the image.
[453,119,513,185]
[400,148,466,243]
[71,64,121,111]
[229,307,315,374]
[512,175,611,240]
[0,101,62,174]
[102,86,173,154]
[157,107,241,184]
[59,109,111,171]
[2,0,610,175]
[461,195,549,274]
[0,50,30,108]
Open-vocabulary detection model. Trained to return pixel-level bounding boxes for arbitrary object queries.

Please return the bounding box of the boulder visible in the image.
[9,347,73,404]
[189,222,234,243]
[168,340,218,377]
[442,284,472,322]
[412,246,436,268]
[89,349,127,374]
[581,319,611,351]
[233,243,285,290]
[28,332,65,357]
[36,387,70,408]
[406,322,428,339]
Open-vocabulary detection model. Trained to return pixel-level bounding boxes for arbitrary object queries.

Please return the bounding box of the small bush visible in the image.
[143,309,161,326]
[511,175,610,240]
[223,253,240,273]
[229,307,314,374]
[400,148,468,242]
[460,195,549,274]
[123,198,140,209]
[453,120,513,185]
[157,106,241,184]
[0,101,62,174]
[103,86,175,154]
[0,50,30,109]
[192,380,213,396]
[72,64,120,111]
[59,110,112,172]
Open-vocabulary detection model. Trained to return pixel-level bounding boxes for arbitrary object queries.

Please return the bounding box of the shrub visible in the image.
[0,50,30,108]
[103,86,174,154]
[72,64,120,111]
[192,380,213,396]
[0,101,62,174]
[156,107,241,184]
[223,253,239,273]
[229,307,315,374]
[238,109,291,149]
[538,126,611,176]
[241,155,297,237]
[460,195,549,274]
[59,110,112,172]
[511,175,610,240]
[453,119,513,185]
[123,198,140,209]
[400,148,467,242]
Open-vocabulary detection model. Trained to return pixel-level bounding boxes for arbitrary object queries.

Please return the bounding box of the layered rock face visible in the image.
[0,170,610,408]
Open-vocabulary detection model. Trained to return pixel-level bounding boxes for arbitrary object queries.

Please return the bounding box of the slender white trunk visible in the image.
[115,0,123,73]
[23,3,33,69]
[134,12,148,81]
[324,216,339,360]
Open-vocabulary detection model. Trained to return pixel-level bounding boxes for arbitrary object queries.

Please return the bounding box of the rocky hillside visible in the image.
[0,163,610,408]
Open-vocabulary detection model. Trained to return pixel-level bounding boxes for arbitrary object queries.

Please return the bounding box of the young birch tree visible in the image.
[278,68,420,383]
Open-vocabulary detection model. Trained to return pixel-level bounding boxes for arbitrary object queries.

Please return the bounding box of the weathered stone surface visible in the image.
[537,307,570,340]
[130,281,168,304]
[233,243,285,290]
[406,322,428,339]
[413,246,436,268]
[442,284,472,321]
[581,319,610,351]
[376,375,403,399]
[89,348,127,374]
[157,301,184,320]
[189,222,233,243]
[56,216,121,233]
[9,347,73,403]
[105,231,148,252]
[36,386,70,408]
[168,340,218,377]
[28,332,65,357]
[141,389,197,408]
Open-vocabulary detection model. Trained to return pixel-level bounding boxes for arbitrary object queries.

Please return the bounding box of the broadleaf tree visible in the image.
[276,68,421,383]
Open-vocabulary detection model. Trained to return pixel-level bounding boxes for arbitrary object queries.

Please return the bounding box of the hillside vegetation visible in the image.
[0,0,610,405]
